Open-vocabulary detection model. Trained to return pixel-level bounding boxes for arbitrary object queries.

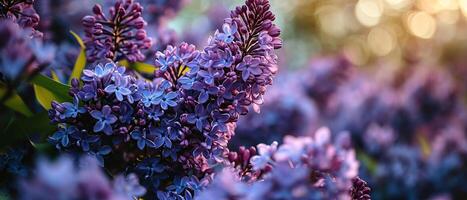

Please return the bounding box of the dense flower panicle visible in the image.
[19,156,145,200]
[350,177,371,200]
[301,55,353,110]
[194,168,246,200]
[48,58,203,200]
[373,145,424,199]
[197,127,363,200]
[48,0,282,198]
[401,67,461,129]
[231,74,317,148]
[226,145,272,182]
[0,20,54,85]
[362,123,395,154]
[82,0,152,62]
[333,66,467,199]
[0,0,40,34]
[425,126,467,198]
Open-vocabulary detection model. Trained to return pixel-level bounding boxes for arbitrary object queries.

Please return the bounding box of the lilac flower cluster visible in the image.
[82,0,153,62]
[335,66,467,199]
[34,0,95,41]
[48,0,282,198]
[0,0,40,35]
[0,19,54,86]
[350,177,371,200]
[19,156,145,200]
[231,74,317,148]
[301,55,353,111]
[232,55,351,148]
[237,53,466,199]
[197,127,365,200]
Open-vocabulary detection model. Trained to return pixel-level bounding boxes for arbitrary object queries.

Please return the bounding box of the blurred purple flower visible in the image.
[19,156,145,200]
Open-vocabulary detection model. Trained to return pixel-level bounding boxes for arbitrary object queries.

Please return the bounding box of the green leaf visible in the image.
[30,74,72,110]
[0,192,10,200]
[0,111,55,148]
[70,30,85,48]
[69,31,86,84]
[69,49,86,84]
[0,85,33,117]
[34,84,60,110]
[119,60,157,74]
[51,70,60,82]
[30,74,72,102]
[357,150,377,175]
[30,141,54,153]
[132,62,157,74]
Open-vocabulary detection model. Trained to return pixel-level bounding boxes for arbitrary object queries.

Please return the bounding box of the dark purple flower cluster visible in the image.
[350,177,371,200]
[82,0,153,62]
[197,127,364,200]
[19,156,145,200]
[0,0,40,35]
[48,0,282,198]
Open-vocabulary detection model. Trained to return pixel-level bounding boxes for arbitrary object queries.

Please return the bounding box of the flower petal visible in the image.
[93,120,105,132]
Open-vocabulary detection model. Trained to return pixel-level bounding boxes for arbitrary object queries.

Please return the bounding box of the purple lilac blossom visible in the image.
[82,0,153,62]
[232,73,317,148]
[0,20,54,85]
[0,0,40,35]
[18,156,145,200]
[334,66,467,199]
[198,127,364,200]
[300,55,353,112]
[350,177,371,200]
[48,0,282,198]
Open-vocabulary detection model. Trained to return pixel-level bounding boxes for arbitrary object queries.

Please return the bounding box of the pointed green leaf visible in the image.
[70,30,85,48]
[132,62,157,74]
[51,70,60,82]
[34,84,62,110]
[30,141,54,153]
[30,74,72,104]
[119,60,157,74]
[30,74,72,110]
[0,85,33,117]
[69,31,87,84]
[69,49,86,84]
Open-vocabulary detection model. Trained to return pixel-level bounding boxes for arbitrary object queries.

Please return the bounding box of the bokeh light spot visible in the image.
[355,0,384,26]
[408,11,437,39]
[368,27,396,56]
